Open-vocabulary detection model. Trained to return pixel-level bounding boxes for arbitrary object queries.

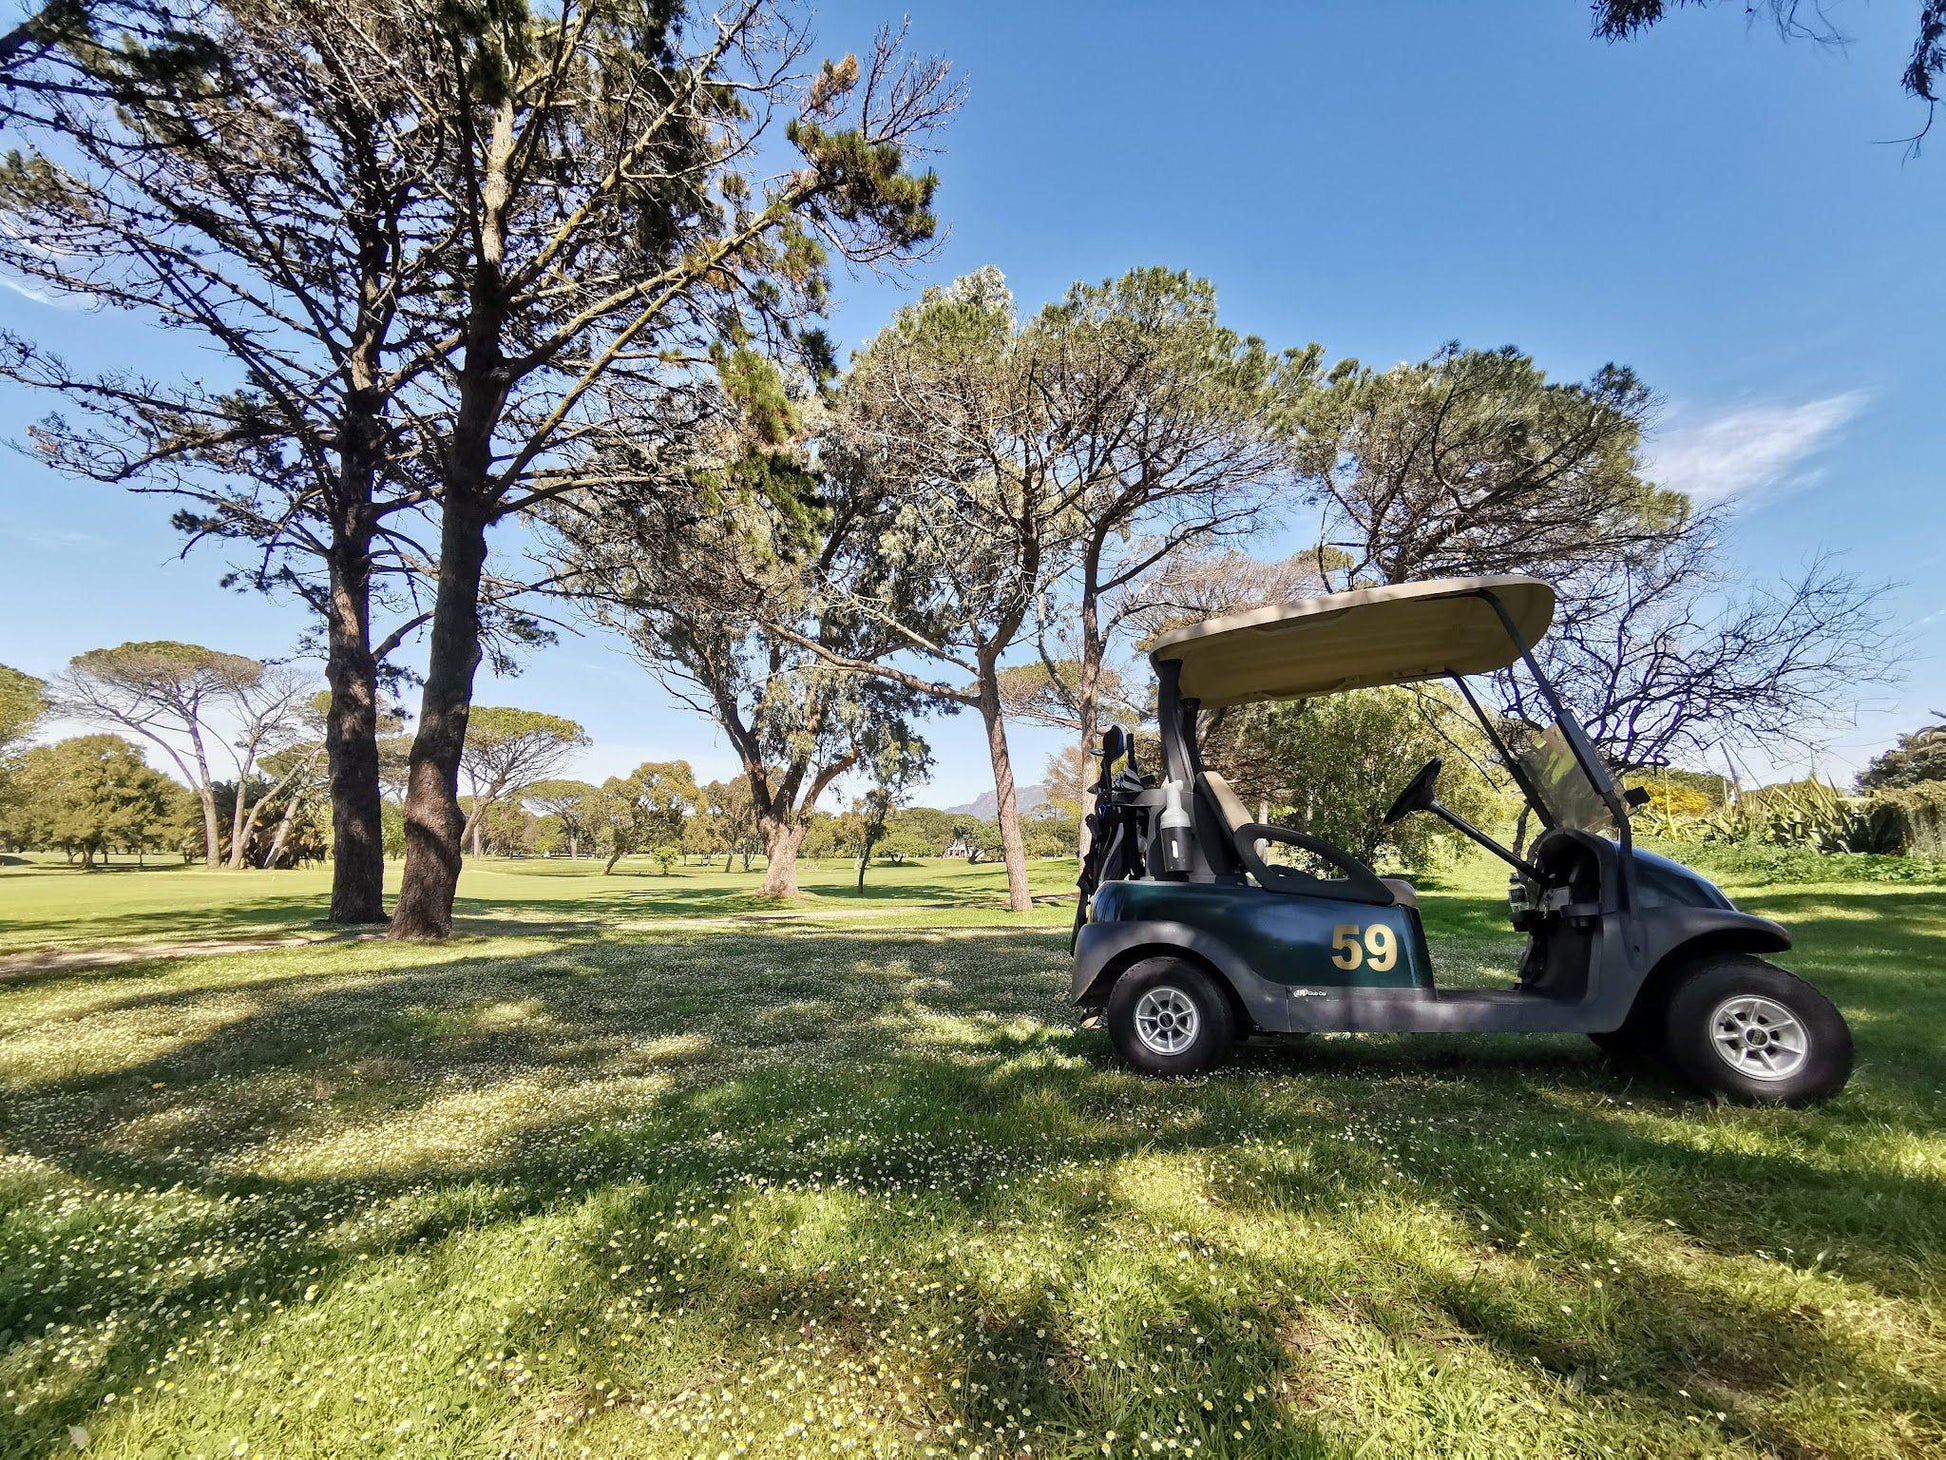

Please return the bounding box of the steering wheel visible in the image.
[1383,756,1444,826]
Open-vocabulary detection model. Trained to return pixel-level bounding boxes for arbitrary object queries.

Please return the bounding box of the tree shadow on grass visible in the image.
[0,890,346,955]
[1,923,1941,1455]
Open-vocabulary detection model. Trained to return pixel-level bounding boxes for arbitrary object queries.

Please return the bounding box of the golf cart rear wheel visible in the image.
[1106,957,1236,1078]
[1664,955,1852,1106]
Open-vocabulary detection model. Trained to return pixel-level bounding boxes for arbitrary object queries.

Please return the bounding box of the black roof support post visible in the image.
[1156,658,1199,788]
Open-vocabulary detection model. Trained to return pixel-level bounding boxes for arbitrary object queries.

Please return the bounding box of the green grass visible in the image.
[1,854,1942,1457]
[0,854,1081,954]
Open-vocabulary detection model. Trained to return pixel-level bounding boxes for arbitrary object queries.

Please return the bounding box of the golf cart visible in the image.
[1072,575,1853,1105]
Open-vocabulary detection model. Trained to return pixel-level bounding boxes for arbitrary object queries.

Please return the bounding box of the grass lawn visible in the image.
[0,853,1082,955]
[1,853,1942,1457]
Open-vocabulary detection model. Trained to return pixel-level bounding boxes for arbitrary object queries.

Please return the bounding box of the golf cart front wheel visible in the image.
[1664,955,1852,1106]
[1106,957,1236,1078]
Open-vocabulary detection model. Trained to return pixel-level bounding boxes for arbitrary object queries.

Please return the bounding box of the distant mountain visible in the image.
[944,782,1057,820]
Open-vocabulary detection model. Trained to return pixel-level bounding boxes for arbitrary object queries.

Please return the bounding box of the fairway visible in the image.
[1,856,1943,1457]
[0,855,1083,957]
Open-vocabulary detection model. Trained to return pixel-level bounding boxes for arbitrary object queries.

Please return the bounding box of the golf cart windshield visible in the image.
[1518,720,1623,836]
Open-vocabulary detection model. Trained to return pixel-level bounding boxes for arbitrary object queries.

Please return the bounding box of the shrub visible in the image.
[1647,782,1716,821]
[1695,779,1903,854]
[1637,835,1946,886]
[1857,717,1946,790]
[1867,781,1946,859]
[873,829,929,865]
[1625,778,1717,834]
[1023,815,1079,859]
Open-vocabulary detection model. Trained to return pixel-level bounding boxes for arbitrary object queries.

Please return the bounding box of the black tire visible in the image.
[1589,1026,1657,1064]
[1589,995,1668,1066]
[1663,955,1853,1107]
[1105,957,1236,1078]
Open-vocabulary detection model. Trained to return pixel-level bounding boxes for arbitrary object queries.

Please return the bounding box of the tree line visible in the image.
[0,0,1905,936]
[0,651,1068,877]
[0,654,325,866]
[422,770,1075,879]
[0,650,578,868]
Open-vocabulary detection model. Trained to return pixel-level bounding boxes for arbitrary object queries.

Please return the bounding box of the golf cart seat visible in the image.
[1379,878,1418,911]
[1194,771,1397,906]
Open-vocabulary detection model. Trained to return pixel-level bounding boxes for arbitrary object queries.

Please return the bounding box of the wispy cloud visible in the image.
[1645,393,1864,508]
[0,273,80,309]
[20,527,108,551]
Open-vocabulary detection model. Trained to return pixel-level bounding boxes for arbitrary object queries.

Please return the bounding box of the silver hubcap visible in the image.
[1133,985,1200,1056]
[1707,994,1809,1081]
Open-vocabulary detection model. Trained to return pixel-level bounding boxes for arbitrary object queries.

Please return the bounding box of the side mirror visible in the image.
[1623,786,1651,811]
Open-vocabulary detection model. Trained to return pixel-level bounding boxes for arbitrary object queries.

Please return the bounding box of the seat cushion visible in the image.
[1381,877,1418,910]
[1191,770,1251,877]
[1196,770,1253,835]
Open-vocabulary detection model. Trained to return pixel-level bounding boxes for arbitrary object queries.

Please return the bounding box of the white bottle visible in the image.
[1158,779,1192,874]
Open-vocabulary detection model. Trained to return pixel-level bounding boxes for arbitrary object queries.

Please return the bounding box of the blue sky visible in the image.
[2,0,1941,804]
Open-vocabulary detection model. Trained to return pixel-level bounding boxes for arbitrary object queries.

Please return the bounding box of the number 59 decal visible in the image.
[1331,923,1398,973]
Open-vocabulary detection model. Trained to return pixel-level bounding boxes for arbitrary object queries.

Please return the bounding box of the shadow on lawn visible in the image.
[460,872,1039,923]
[1,921,1941,1455]
[0,889,345,953]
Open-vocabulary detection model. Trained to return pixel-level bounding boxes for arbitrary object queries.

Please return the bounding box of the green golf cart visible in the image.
[1072,574,1853,1105]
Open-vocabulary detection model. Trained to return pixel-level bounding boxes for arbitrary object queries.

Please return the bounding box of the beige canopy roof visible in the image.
[1149,575,1555,708]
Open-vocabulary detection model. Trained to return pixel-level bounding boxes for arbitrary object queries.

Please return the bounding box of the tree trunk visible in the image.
[758,818,807,897]
[228,801,264,869]
[230,763,297,870]
[264,790,302,870]
[390,103,515,941]
[226,771,254,870]
[1072,591,1105,860]
[193,783,222,870]
[390,491,492,940]
[321,230,399,917]
[1072,714,1097,860]
[166,717,225,868]
[325,536,387,921]
[602,848,623,874]
[976,659,1033,914]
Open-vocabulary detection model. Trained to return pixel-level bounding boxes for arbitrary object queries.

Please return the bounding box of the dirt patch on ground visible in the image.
[0,934,347,980]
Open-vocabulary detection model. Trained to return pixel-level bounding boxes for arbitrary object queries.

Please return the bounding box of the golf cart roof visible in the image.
[1149,575,1555,708]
